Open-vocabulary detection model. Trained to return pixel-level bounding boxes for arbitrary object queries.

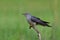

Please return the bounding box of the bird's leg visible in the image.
[29,22,34,29]
[29,24,33,29]
[29,26,32,29]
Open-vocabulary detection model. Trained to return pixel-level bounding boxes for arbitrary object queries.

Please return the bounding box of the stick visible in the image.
[32,26,41,40]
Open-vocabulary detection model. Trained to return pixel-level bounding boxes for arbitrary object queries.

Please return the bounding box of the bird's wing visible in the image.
[41,20,49,23]
[31,16,49,25]
[31,16,51,27]
[31,16,43,23]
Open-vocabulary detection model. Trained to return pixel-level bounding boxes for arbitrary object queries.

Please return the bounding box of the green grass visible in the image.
[0,0,60,40]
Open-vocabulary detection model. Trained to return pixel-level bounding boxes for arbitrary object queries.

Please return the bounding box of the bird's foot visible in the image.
[29,26,32,29]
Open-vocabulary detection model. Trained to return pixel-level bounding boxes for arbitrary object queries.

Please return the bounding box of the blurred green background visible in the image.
[0,0,60,40]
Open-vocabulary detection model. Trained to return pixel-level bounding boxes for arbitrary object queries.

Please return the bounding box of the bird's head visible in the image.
[22,13,31,16]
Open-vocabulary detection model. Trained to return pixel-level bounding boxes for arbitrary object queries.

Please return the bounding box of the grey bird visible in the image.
[23,13,51,29]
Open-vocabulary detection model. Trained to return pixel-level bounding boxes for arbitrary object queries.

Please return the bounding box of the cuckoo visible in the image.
[23,13,51,29]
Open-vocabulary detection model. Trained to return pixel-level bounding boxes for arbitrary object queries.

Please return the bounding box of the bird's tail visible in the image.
[47,25,52,27]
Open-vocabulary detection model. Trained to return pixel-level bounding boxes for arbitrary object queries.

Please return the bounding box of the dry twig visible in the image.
[32,25,41,40]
